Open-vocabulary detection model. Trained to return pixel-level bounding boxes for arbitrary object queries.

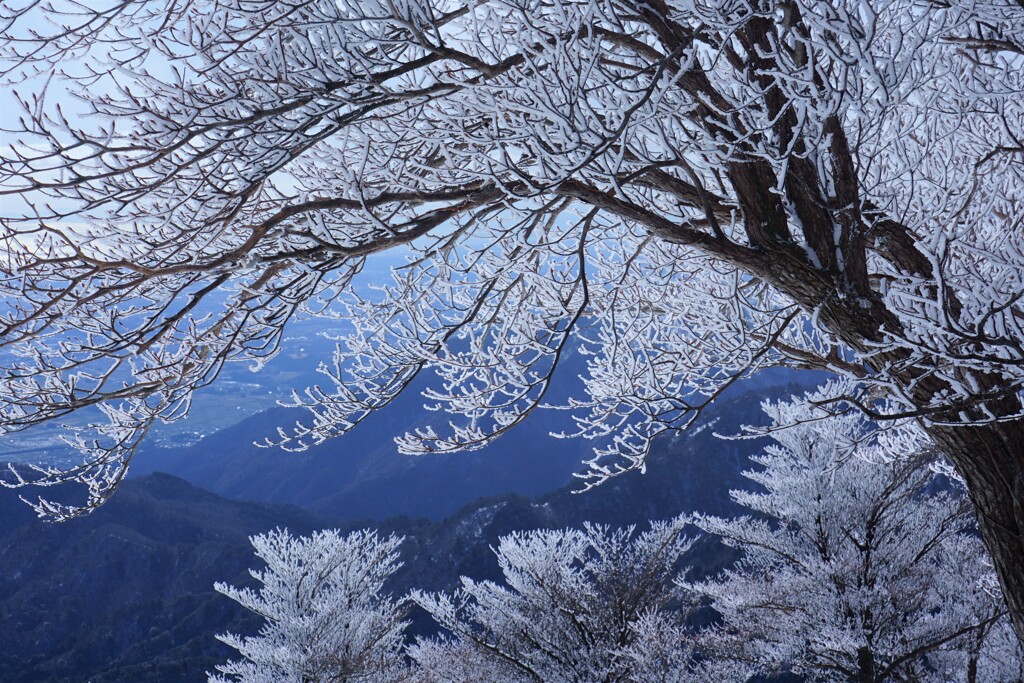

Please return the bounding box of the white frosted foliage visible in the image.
[1,0,1022,522]
[408,517,741,682]
[689,393,1021,681]
[209,528,408,683]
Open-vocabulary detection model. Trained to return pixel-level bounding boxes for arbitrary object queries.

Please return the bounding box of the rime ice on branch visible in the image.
[690,392,1023,682]
[209,528,407,683]
[2,0,1024,643]
[409,516,743,682]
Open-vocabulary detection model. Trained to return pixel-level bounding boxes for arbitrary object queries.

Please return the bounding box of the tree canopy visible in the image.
[408,516,731,682]
[210,528,407,683]
[2,0,1024,642]
[690,390,1020,681]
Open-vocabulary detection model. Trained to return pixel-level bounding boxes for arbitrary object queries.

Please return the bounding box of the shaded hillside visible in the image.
[0,374,823,682]
[0,475,342,683]
[132,346,599,521]
[134,358,824,522]
[389,377,813,593]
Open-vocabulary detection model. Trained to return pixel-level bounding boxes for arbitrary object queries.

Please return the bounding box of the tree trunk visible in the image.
[925,418,1024,646]
[856,646,875,683]
[695,139,1024,646]
[800,283,1024,647]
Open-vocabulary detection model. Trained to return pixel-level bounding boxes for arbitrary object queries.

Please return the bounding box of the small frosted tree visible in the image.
[209,528,407,683]
[689,391,1017,682]
[616,611,752,683]
[927,571,1024,683]
[408,516,735,682]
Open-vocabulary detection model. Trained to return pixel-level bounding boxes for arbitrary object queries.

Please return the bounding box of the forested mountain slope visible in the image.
[0,378,810,682]
[131,346,602,521]
[134,356,821,522]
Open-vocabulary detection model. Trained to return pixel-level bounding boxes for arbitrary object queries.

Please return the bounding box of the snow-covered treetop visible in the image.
[210,527,408,683]
[410,515,701,681]
[690,392,1016,681]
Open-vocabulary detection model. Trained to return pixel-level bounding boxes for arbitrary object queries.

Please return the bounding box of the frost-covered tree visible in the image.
[409,516,730,682]
[963,619,1024,683]
[2,0,1024,641]
[926,571,1024,683]
[615,611,753,683]
[689,392,1018,682]
[209,528,408,683]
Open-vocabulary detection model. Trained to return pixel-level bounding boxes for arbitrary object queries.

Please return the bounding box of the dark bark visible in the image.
[818,294,1024,647]
[926,417,1024,645]
[568,5,1024,645]
[725,140,1024,648]
[856,646,875,683]
[743,226,1024,648]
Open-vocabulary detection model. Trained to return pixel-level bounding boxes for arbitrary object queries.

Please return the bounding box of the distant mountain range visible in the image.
[130,343,603,521]
[0,371,823,682]
[133,348,824,522]
[131,401,591,523]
